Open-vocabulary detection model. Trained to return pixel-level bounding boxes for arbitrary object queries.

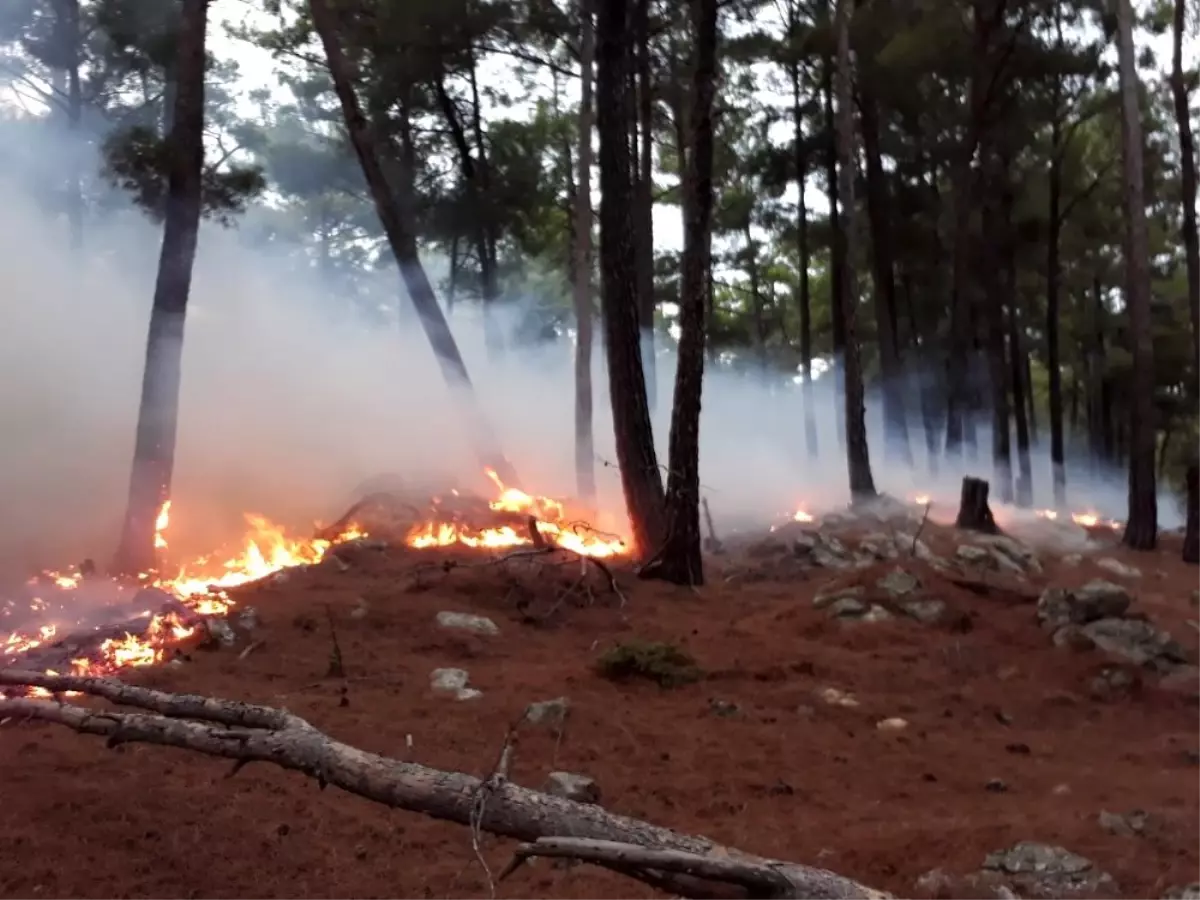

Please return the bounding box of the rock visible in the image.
[436,611,500,637]
[708,698,740,717]
[1081,617,1187,668]
[813,585,864,609]
[1162,884,1200,900]
[816,686,859,708]
[901,598,946,624]
[1037,582,1131,630]
[977,534,1043,573]
[982,841,1118,897]
[350,597,369,620]
[430,667,481,700]
[203,618,237,648]
[1088,665,1140,699]
[877,567,920,597]
[858,533,899,560]
[862,605,894,622]
[236,606,260,631]
[829,596,870,619]
[956,545,992,565]
[1097,809,1150,837]
[524,696,570,726]
[544,771,600,804]
[876,717,908,731]
[985,778,1008,793]
[1052,625,1096,651]
[1096,557,1141,579]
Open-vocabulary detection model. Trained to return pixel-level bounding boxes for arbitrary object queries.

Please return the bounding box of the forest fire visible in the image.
[2,471,625,692]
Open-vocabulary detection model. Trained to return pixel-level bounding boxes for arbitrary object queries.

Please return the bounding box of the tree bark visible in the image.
[634,0,657,409]
[1184,463,1198,565]
[596,0,667,557]
[0,671,884,900]
[1170,0,1199,378]
[573,0,598,504]
[111,0,209,577]
[1114,0,1158,551]
[955,476,999,534]
[308,0,520,489]
[788,54,818,459]
[981,153,1013,505]
[833,0,876,501]
[640,0,717,587]
[1046,30,1067,508]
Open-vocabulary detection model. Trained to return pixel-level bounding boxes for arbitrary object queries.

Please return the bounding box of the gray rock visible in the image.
[1037,582,1131,630]
[544,771,600,804]
[983,841,1117,896]
[829,596,870,619]
[901,598,946,624]
[204,618,237,647]
[862,605,894,622]
[877,567,920,597]
[1081,617,1187,668]
[813,585,864,609]
[977,534,1043,573]
[1162,884,1200,900]
[430,667,481,700]
[1089,665,1138,699]
[524,696,570,726]
[956,545,992,564]
[236,606,260,631]
[1096,557,1141,579]
[436,611,500,637]
[858,533,899,560]
[1097,808,1150,837]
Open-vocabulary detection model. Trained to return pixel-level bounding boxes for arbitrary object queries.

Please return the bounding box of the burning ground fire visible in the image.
[2,470,626,695]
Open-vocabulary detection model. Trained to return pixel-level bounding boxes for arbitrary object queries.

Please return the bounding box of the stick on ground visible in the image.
[0,669,885,900]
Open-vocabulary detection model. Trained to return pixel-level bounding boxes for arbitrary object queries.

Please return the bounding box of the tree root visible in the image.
[0,670,886,900]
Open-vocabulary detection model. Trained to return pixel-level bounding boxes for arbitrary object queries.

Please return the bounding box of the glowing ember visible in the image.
[154,500,171,550]
[911,494,931,506]
[404,468,627,558]
[792,509,814,524]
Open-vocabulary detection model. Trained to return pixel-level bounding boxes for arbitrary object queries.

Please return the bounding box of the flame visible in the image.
[405,468,627,558]
[912,494,931,506]
[792,509,814,524]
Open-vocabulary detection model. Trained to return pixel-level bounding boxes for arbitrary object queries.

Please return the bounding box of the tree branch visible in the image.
[0,670,885,900]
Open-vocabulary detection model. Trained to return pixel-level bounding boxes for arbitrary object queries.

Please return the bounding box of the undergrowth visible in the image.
[595,639,703,689]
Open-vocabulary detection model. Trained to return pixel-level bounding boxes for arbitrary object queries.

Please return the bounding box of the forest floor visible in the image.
[0,501,1197,899]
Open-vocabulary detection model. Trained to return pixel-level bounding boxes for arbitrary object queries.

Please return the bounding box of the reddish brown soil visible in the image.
[0,522,1197,899]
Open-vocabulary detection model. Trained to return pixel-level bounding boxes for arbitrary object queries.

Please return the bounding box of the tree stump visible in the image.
[1184,464,1199,565]
[955,476,1000,534]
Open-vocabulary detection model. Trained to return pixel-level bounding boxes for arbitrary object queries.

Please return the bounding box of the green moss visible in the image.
[595,639,703,689]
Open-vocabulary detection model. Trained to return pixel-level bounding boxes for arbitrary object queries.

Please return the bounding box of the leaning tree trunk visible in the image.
[1114,0,1158,551]
[1184,463,1198,565]
[1171,0,1199,378]
[640,0,717,587]
[832,0,876,501]
[0,670,884,900]
[596,0,667,557]
[111,0,209,577]
[573,0,597,505]
[309,0,520,489]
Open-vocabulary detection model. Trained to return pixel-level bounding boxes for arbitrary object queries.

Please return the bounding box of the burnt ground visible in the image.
[0,513,1197,899]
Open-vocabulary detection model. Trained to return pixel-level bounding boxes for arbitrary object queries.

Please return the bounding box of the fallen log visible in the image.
[955,476,1000,534]
[0,670,883,899]
[1184,463,1198,565]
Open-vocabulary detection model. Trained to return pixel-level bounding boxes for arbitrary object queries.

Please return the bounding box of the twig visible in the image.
[701,498,722,553]
[237,640,264,661]
[470,727,519,898]
[910,503,932,557]
[323,604,345,678]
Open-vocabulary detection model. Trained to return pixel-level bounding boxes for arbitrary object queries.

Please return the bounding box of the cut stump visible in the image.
[955,476,1000,534]
[1184,463,1199,565]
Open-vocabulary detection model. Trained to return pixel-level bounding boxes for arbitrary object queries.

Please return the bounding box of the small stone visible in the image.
[985,778,1008,793]
[524,696,570,726]
[877,567,920,597]
[236,606,260,631]
[1097,557,1141,579]
[813,585,864,609]
[982,841,1117,895]
[204,618,237,648]
[956,545,992,564]
[350,597,369,620]
[876,717,908,731]
[1098,809,1149,837]
[829,596,869,618]
[1082,617,1181,667]
[816,686,859,708]
[862,605,894,622]
[1162,884,1200,899]
[708,698,740,717]
[436,611,500,637]
[544,771,600,804]
[901,598,946,624]
[455,687,483,701]
[1089,665,1139,699]
[1052,783,1071,795]
[430,667,470,694]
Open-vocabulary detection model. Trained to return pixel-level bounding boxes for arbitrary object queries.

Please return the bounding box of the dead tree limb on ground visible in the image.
[1183,463,1198,565]
[954,476,1000,534]
[0,670,885,900]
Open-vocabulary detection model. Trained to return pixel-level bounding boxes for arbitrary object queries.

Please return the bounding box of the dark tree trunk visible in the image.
[1184,463,1199,565]
[52,0,84,254]
[641,0,716,586]
[955,476,999,534]
[1115,0,1158,551]
[1046,14,1067,508]
[1009,296,1034,507]
[309,0,520,487]
[112,0,209,576]
[1170,0,1199,377]
[833,0,876,501]
[859,83,911,465]
[573,0,597,503]
[981,154,1013,505]
[789,56,818,459]
[634,0,657,408]
[596,0,667,557]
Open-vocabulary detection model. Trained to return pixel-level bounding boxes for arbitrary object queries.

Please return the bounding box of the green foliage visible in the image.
[595,640,704,689]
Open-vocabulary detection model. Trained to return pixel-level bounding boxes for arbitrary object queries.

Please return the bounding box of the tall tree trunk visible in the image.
[833,0,876,501]
[982,155,1013,504]
[1115,0,1158,550]
[573,0,597,504]
[642,0,717,586]
[596,0,667,557]
[634,0,657,409]
[859,83,911,465]
[821,12,847,449]
[788,57,818,459]
[468,56,502,357]
[1046,15,1068,508]
[744,224,767,372]
[112,0,209,576]
[308,0,520,487]
[1008,263,1033,506]
[53,0,83,255]
[1171,0,1199,376]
